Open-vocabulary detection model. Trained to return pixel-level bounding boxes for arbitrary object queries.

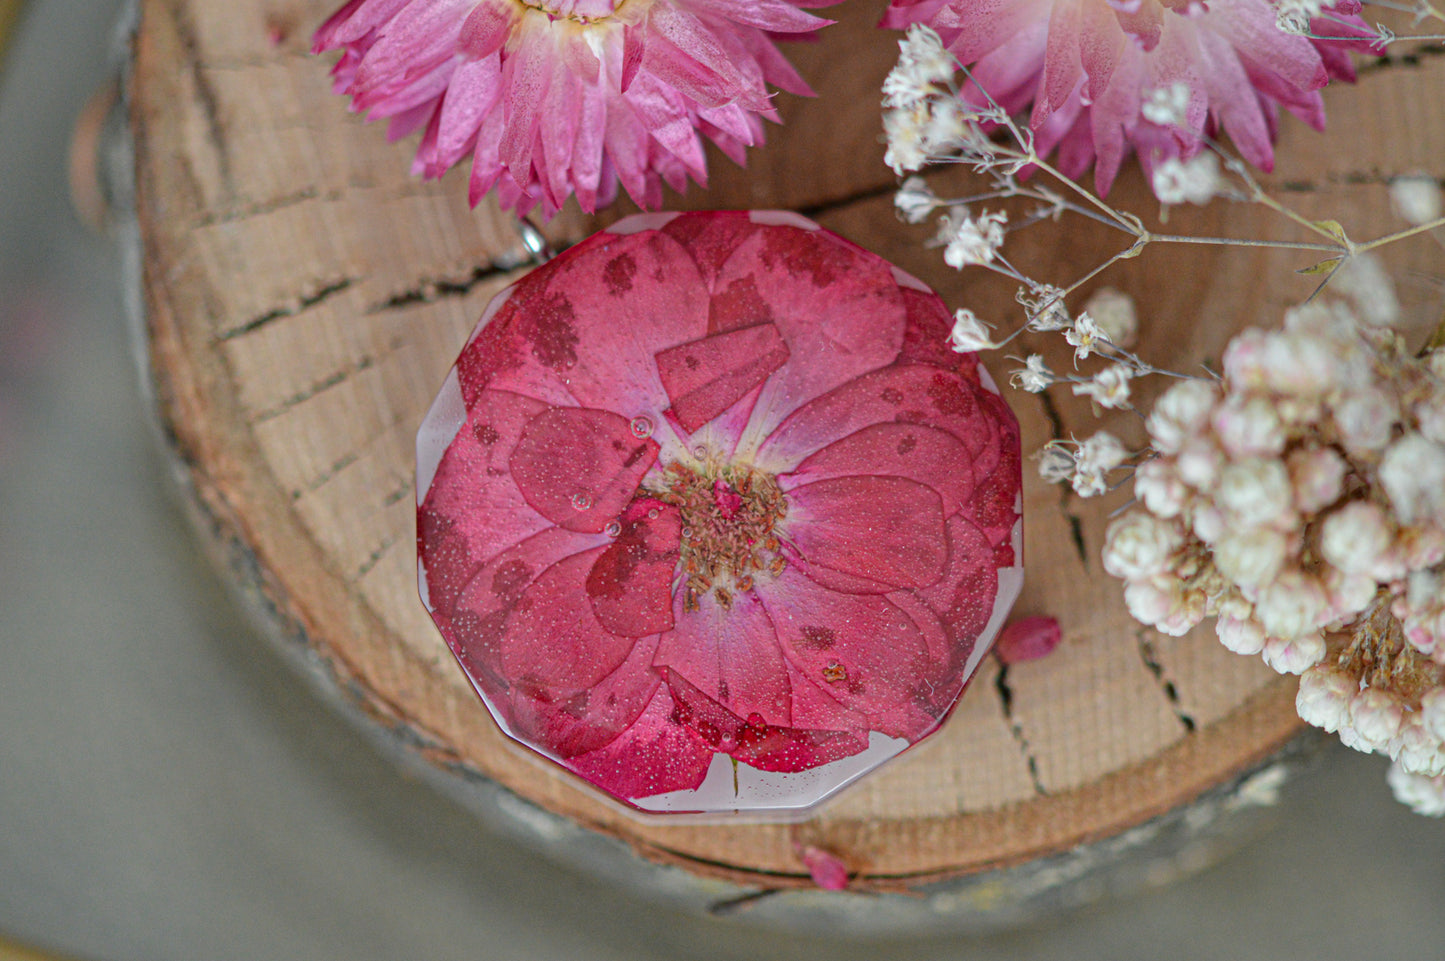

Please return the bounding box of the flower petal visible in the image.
[444,524,612,695]
[657,209,767,288]
[717,226,908,450]
[655,322,790,432]
[506,633,664,758]
[917,514,1002,654]
[493,230,712,417]
[587,498,681,637]
[655,589,792,726]
[784,475,948,591]
[664,668,867,772]
[756,567,943,739]
[566,685,716,797]
[500,545,640,697]
[458,0,519,60]
[783,421,976,516]
[419,388,555,609]
[758,364,1003,484]
[509,406,659,534]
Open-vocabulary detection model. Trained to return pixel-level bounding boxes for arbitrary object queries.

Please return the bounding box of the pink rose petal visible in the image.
[655,589,793,727]
[798,845,850,891]
[664,668,867,772]
[509,406,659,534]
[446,525,612,693]
[716,226,908,448]
[758,364,1003,483]
[507,633,663,758]
[655,322,790,432]
[757,566,941,738]
[784,475,948,591]
[566,686,716,798]
[500,546,642,698]
[784,421,975,516]
[586,498,681,637]
[994,615,1064,664]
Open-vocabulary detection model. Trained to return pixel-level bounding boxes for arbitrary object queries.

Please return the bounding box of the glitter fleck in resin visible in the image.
[416,210,1024,813]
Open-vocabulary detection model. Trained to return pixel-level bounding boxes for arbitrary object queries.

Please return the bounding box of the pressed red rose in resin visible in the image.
[416,211,1023,813]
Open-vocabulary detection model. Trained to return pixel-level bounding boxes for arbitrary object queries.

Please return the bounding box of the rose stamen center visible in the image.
[653,454,787,611]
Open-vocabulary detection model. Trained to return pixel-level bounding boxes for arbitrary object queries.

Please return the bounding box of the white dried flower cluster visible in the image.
[1011,354,1054,393]
[1274,0,1326,34]
[1372,688,1445,814]
[894,176,939,224]
[883,24,956,108]
[942,209,1008,268]
[1141,83,1190,127]
[1019,283,1072,332]
[1064,312,1107,363]
[1073,363,1135,409]
[948,308,997,352]
[882,25,1006,177]
[1040,431,1131,497]
[1100,297,1445,813]
[1389,174,1443,227]
[1102,300,1445,674]
[1083,287,1139,348]
[1388,761,1445,816]
[1152,152,1223,206]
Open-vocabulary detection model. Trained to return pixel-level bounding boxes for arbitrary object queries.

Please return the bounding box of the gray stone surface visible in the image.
[1,2,1441,958]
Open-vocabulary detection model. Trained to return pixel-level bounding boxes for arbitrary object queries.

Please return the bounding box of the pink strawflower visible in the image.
[882,0,1374,193]
[417,211,1023,812]
[313,0,838,217]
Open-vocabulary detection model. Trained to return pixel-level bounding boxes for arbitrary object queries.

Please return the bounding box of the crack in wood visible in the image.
[289,451,359,501]
[194,187,339,228]
[354,534,399,581]
[798,180,903,222]
[706,888,783,916]
[1358,44,1445,76]
[250,355,375,425]
[217,277,355,342]
[994,665,1048,796]
[1276,169,1441,194]
[1136,628,1197,733]
[366,262,522,315]
[167,0,233,190]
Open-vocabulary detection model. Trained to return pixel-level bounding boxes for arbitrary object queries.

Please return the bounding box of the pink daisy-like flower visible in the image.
[883,0,1374,192]
[313,0,839,217]
[416,211,1023,812]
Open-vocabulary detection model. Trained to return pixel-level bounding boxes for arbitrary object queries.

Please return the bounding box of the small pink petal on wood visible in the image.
[994,616,1063,665]
[797,844,850,891]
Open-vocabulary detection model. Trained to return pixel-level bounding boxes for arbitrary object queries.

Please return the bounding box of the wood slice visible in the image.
[127,0,1445,894]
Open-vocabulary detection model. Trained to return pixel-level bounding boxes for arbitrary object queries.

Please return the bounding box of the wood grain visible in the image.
[129,0,1445,890]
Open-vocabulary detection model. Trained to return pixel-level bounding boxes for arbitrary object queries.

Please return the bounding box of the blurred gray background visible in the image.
[1,1,1441,959]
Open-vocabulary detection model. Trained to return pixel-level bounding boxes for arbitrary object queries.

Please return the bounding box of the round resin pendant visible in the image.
[416,211,1023,814]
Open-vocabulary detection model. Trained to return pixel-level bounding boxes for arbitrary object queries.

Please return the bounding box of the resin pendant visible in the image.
[416,211,1023,814]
